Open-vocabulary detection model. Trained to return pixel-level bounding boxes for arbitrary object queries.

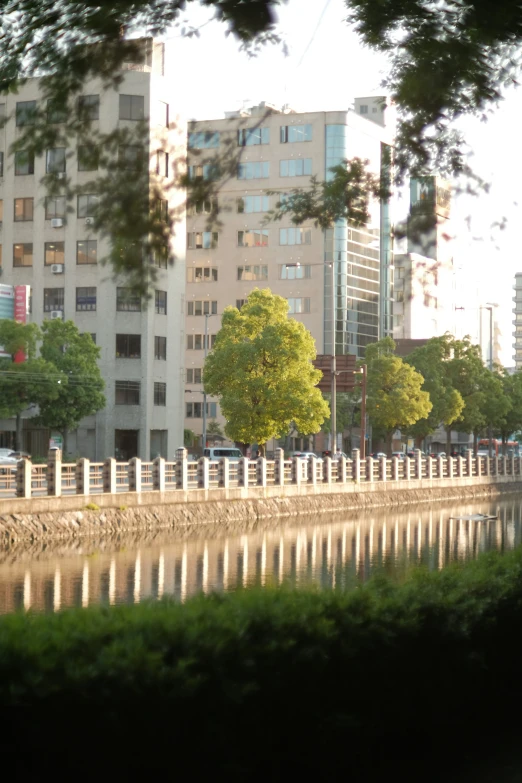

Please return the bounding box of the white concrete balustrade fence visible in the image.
[1,448,521,501]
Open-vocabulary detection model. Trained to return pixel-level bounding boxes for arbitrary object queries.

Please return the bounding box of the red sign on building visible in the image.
[13,285,29,363]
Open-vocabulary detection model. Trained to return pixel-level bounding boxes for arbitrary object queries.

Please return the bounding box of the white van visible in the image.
[203,447,243,461]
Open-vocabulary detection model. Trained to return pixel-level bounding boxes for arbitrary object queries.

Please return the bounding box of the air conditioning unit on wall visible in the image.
[50,310,63,320]
[51,264,64,274]
[85,216,94,225]
[50,218,64,228]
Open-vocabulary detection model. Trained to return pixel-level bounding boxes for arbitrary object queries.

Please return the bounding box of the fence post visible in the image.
[47,449,62,497]
[392,456,399,481]
[447,457,454,479]
[257,456,267,487]
[510,455,515,476]
[379,455,387,482]
[339,455,347,484]
[76,457,90,496]
[128,457,142,493]
[352,449,360,483]
[308,456,317,486]
[16,458,32,499]
[323,456,332,485]
[274,448,284,487]
[467,451,473,478]
[426,456,433,480]
[404,456,411,481]
[493,455,499,476]
[366,456,374,483]
[456,456,464,478]
[239,457,249,488]
[175,448,188,490]
[437,455,444,479]
[153,456,165,492]
[414,449,422,480]
[103,458,116,494]
[198,457,209,490]
[218,457,230,489]
[476,455,482,477]
[292,456,302,487]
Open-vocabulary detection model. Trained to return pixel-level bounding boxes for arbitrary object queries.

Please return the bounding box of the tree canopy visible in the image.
[203,288,329,454]
[364,337,432,454]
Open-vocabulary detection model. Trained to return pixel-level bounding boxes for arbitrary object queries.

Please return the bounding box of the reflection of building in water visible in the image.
[0,500,520,614]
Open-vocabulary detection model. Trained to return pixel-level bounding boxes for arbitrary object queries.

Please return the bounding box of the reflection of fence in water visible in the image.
[0,501,521,615]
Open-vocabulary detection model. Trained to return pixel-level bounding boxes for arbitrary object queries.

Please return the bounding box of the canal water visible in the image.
[0,494,521,614]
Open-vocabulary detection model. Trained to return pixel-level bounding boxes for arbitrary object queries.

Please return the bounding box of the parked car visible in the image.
[392,452,406,460]
[292,451,320,460]
[203,447,243,460]
[0,448,20,475]
[370,452,387,459]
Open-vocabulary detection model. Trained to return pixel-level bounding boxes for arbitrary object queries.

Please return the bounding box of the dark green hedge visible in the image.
[2,549,522,778]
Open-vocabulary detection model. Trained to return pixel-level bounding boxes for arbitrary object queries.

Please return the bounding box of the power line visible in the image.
[297,0,333,68]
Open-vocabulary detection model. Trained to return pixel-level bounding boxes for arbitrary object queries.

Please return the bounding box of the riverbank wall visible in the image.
[1,474,521,543]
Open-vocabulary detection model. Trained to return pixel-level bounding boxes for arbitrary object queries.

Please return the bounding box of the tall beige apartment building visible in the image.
[0,39,186,460]
[185,100,394,444]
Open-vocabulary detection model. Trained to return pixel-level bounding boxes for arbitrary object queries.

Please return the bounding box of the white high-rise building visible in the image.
[0,39,186,460]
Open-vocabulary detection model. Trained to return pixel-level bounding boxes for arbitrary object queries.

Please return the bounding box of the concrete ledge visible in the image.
[0,479,521,544]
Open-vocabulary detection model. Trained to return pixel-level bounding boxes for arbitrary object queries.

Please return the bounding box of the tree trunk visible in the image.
[386,431,393,457]
[62,430,68,458]
[258,442,266,457]
[446,426,451,455]
[15,413,22,452]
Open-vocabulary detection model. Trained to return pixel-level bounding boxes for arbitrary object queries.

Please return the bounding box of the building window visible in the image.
[119,145,144,168]
[46,148,66,173]
[287,297,310,314]
[187,198,217,216]
[45,242,65,265]
[359,104,369,115]
[115,381,140,405]
[237,265,268,281]
[280,124,312,143]
[155,199,169,222]
[119,94,145,121]
[187,300,218,316]
[186,334,215,350]
[188,131,220,149]
[395,266,404,280]
[0,151,3,178]
[43,288,64,312]
[77,240,97,265]
[187,231,218,249]
[152,246,169,268]
[14,198,34,222]
[158,101,169,126]
[13,243,33,267]
[237,161,269,180]
[47,100,67,124]
[236,299,248,309]
[186,368,202,384]
[238,229,268,248]
[0,201,3,223]
[16,101,37,127]
[45,196,66,219]
[154,382,166,406]
[186,402,216,418]
[155,150,169,177]
[237,127,270,146]
[116,334,141,358]
[154,336,167,360]
[187,266,218,283]
[280,263,311,279]
[14,150,34,176]
[395,290,404,303]
[77,194,99,218]
[78,145,99,171]
[279,227,311,245]
[237,195,269,213]
[117,288,141,312]
[78,95,100,120]
[76,287,97,311]
[188,164,218,181]
[155,290,167,314]
[279,159,312,177]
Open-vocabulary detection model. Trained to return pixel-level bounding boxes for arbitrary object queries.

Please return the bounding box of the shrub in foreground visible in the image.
[2,550,522,777]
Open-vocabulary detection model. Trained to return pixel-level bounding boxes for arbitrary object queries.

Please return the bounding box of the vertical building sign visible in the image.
[0,285,15,358]
[13,285,30,363]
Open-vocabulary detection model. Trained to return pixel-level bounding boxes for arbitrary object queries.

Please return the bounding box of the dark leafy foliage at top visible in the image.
[347,0,522,178]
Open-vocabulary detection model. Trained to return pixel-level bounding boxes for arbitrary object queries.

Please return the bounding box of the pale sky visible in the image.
[165,0,521,365]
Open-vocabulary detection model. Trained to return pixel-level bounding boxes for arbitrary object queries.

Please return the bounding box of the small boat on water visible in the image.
[449,513,498,521]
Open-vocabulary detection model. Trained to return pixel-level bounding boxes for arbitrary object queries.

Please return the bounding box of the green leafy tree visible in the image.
[475,367,511,451]
[497,371,522,452]
[206,419,224,440]
[404,337,465,447]
[0,321,63,450]
[36,320,105,456]
[204,289,329,456]
[184,428,196,449]
[365,337,432,455]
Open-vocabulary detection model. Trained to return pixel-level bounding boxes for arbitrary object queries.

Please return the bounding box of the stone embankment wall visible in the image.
[0,480,520,544]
